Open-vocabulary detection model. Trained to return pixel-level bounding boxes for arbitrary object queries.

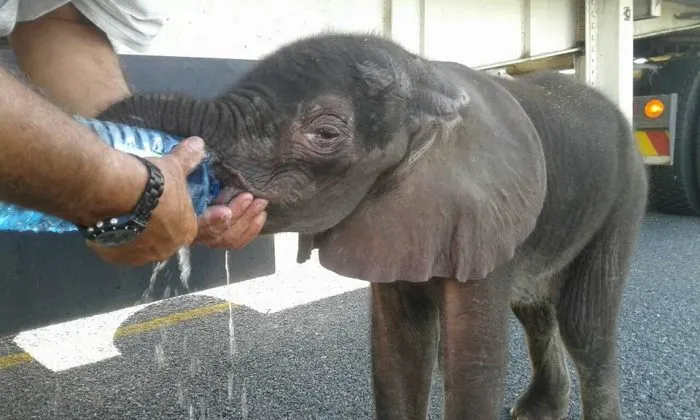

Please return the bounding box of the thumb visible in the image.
[168,136,206,175]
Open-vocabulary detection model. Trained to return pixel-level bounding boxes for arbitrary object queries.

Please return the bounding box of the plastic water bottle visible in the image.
[0,116,221,233]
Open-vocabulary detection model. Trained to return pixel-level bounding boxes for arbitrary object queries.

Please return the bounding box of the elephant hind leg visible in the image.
[555,216,639,420]
[370,281,440,420]
[509,300,571,420]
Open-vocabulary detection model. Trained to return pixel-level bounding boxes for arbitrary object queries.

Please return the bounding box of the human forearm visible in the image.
[0,66,146,226]
[8,3,131,117]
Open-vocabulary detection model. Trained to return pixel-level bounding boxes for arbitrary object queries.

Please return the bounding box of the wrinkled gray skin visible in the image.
[99,33,648,420]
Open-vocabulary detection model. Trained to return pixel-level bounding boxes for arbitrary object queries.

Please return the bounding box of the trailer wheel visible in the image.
[646,56,700,216]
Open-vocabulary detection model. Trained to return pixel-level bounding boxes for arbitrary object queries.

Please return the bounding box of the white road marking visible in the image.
[12,233,369,372]
[195,265,367,314]
[12,304,149,372]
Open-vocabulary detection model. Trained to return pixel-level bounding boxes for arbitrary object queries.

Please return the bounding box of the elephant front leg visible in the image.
[439,277,510,420]
[370,281,440,420]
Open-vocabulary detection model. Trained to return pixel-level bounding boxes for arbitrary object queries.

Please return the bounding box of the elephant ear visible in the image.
[297,64,547,283]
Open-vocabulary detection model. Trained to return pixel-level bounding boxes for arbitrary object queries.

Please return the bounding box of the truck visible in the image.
[2,0,700,335]
[631,0,700,216]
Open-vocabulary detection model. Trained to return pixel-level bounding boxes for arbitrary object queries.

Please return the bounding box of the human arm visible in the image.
[0,65,148,226]
[0,64,203,264]
[7,2,267,252]
[8,2,131,117]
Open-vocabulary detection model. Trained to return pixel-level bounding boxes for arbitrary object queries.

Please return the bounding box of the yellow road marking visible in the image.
[0,352,33,369]
[0,301,237,370]
[114,302,233,338]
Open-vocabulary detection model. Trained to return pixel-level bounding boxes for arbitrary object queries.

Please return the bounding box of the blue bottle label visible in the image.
[0,117,220,233]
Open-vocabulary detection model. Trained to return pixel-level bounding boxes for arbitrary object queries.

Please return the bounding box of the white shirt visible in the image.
[0,0,166,52]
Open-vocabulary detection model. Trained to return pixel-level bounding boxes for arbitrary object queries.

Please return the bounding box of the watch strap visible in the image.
[129,155,165,227]
[78,155,165,242]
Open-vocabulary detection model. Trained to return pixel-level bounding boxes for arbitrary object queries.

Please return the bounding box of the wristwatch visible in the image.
[77,155,165,247]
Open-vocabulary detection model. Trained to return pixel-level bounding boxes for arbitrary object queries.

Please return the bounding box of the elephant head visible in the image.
[98,33,547,283]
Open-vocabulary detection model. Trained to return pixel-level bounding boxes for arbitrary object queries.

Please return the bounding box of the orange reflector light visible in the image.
[644,99,665,119]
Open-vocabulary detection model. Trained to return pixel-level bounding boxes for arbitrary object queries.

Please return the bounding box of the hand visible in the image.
[195,193,268,249]
[87,137,206,265]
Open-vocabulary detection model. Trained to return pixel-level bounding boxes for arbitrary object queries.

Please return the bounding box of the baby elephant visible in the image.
[99,33,648,420]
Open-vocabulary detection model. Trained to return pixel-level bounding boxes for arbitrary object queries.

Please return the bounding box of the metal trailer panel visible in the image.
[423,0,579,67]
[7,1,700,68]
[110,0,581,71]
[112,0,388,59]
[634,0,663,20]
[1,0,588,72]
[635,0,700,38]
[576,0,635,122]
[0,51,276,337]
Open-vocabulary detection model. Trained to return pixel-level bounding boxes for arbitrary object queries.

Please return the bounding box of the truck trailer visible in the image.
[96,0,700,217]
[2,0,700,334]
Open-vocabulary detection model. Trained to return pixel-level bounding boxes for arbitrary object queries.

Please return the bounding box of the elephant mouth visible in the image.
[211,170,286,221]
[209,167,301,233]
[212,171,259,205]
[211,176,291,234]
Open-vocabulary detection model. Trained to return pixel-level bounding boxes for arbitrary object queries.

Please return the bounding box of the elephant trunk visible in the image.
[97,88,280,194]
[97,93,226,146]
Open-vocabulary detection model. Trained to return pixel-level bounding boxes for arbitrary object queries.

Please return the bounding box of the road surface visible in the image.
[0,214,698,419]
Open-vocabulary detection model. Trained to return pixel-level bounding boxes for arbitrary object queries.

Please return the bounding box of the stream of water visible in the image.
[141,259,169,303]
[145,246,234,354]
[224,249,248,418]
[145,246,246,417]
[177,247,192,291]
[141,246,193,303]
[225,249,237,357]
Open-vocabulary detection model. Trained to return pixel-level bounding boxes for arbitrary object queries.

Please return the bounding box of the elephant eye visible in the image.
[315,125,340,140]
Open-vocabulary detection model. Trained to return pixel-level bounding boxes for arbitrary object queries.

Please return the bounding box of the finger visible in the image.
[195,199,267,248]
[236,198,268,223]
[202,205,233,228]
[227,193,254,218]
[216,199,266,246]
[167,136,206,175]
[234,211,267,249]
[225,210,267,249]
[244,210,267,239]
[199,215,249,247]
[195,206,233,242]
[201,197,263,243]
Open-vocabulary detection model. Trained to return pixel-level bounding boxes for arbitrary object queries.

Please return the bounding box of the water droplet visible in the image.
[142,259,168,303]
[177,246,192,291]
[189,357,201,376]
[241,383,248,419]
[227,372,235,401]
[225,250,237,357]
[229,316,236,357]
[155,343,166,367]
[177,381,185,406]
[199,399,207,419]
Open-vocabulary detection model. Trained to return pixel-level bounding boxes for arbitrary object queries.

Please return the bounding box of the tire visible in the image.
[645,56,700,216]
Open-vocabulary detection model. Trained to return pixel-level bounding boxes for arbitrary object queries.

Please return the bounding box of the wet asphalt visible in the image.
[0,212,698,420]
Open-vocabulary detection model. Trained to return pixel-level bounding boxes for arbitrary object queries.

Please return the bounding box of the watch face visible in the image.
[95,228,139,247]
